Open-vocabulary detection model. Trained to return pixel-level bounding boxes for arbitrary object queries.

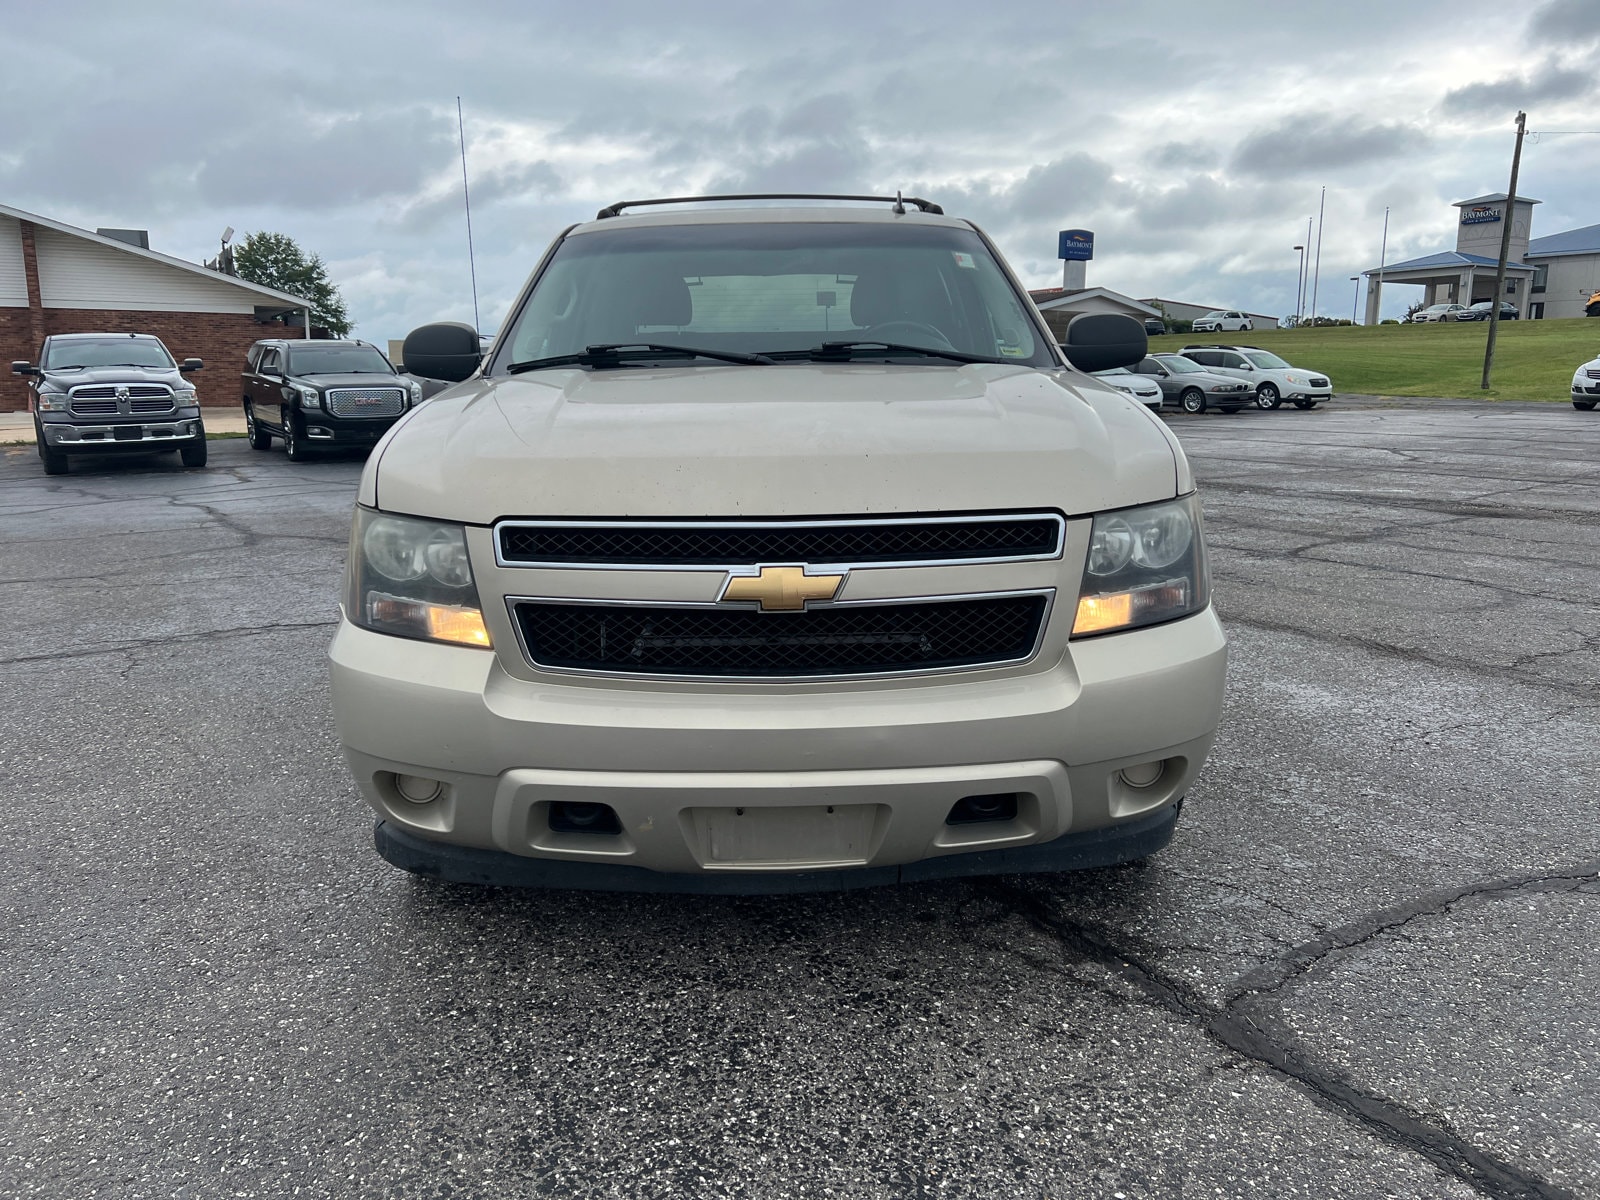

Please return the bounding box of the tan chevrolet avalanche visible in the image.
[329,194,1227,892]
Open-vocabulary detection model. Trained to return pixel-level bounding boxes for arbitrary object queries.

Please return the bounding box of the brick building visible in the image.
[2,203,311,412]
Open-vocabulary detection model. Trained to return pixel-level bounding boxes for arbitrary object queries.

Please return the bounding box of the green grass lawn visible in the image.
[1148,317,1600,402]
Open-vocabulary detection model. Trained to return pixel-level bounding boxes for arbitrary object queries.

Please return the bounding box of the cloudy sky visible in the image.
[4,0,1598,340]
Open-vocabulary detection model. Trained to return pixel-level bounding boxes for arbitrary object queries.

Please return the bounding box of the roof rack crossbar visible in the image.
[595,193,945,219]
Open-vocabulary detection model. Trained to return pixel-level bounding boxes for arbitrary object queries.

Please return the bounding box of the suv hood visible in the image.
[297,372,405,390]
[40,365,185,388]
[368,363,1183,523]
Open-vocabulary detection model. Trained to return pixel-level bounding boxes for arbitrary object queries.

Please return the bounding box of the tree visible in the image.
[233,231,354,336]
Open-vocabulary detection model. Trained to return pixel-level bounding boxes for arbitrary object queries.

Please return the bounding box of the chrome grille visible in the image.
[130,396,176,414]
[326,387,405,418]
[496,514,1064,568]
[1587,369,1600,381]
[512,594,1050,678]
[69,399,119,416]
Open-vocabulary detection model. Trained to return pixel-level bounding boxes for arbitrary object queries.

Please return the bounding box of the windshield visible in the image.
[1244,351,1291,369]
[287,345,393,374]
[495,220,1052,369]
[44,339,173,370]
[1157,356,1204,374]
[1201,311,1225,320]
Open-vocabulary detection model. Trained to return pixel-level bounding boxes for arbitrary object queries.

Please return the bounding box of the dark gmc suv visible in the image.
[241,339,422,460]
[12,332,206,475]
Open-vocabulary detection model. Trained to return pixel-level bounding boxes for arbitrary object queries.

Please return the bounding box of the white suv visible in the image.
[1180,344,1333,410]
[1191,310,1252,333]
[329,194,1227,893]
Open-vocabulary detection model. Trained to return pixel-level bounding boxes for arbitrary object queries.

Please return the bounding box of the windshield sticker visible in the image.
[952,252,977,269]
[998,344,1027,356]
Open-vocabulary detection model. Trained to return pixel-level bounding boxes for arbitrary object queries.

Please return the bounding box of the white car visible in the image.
[1180,345,1333,410]
[1191,310,1252,333]
[1412,303,1469,323]
[1573,352,1600,410]
[1091,366,1163,412]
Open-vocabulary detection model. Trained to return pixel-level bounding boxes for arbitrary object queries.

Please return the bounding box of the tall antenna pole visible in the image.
[1482,111,1527,390]
[457,96,481,333]
[1310,187,1326,324]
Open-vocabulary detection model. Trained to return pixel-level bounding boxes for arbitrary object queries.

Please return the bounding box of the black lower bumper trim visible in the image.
[372,803,1180,894]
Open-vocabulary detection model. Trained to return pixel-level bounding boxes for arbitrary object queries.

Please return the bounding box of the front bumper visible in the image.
[1573,381,1600,396]
[329,609,1228,888]
[299,414,401,446]
[40,412,202,449]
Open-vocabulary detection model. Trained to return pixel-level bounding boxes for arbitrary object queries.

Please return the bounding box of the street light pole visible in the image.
[1482,111,1527,390]
[1294,245,1305,324]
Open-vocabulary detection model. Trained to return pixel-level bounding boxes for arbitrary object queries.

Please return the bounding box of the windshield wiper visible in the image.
[780,341,1000,365]
[507,343,773,373]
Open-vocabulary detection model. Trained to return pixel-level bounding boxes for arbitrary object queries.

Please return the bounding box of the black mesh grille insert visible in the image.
[515,595,1048,677]
[498,516,1061,566]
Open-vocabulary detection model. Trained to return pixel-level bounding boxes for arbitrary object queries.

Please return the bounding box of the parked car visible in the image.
[1180,344,1333,410]
[11,332,205,475]
[1412,303,1470,323]
[329,193,1228,893]
[1127,353,1253,414]
[241,339,423,460]
[1460,300,1518,321]
[1143,317,1167,335]
[1191,310,1252,333]
[1090,366,1164,412]
[1572,351,1600,410]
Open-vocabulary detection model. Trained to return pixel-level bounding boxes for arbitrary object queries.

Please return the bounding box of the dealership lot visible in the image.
[1,400,1596,1199]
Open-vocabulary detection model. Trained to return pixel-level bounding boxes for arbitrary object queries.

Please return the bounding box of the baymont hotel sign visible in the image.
[1460,204,1501,225]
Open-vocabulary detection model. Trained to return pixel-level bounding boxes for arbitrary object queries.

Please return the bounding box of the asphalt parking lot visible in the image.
[1,399,1596,1200]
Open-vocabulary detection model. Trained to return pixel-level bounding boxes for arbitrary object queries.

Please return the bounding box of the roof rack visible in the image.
[595,192,945,219]
[1181,343,1261,351]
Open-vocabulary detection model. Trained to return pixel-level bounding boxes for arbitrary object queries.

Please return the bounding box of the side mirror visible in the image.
[180,358,203,373]
[11,361,38,377]
[402,321,483,383]
[1060,313,1147,373]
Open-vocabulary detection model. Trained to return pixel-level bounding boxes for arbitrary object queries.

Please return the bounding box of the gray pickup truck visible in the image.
[241,338,422,461]
[12,332,205,475]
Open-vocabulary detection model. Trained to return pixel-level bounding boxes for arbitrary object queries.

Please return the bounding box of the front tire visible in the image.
[245,403,271,451]
[283,410,307,461]
[180,420,208,468]
[1294,400,1317,410]
[36,420,68,475]
[1255,382,1280,409]
[1575,400,1598,411]
[1180,388,1207,414]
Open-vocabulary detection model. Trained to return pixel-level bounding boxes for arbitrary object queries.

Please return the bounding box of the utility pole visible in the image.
[1293,244,1305,323]
[1310,187,1326,325]
[1482,111,1526,390]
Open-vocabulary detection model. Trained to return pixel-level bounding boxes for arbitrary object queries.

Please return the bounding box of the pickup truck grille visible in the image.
[496,514,1064,568]
[68,384,175,417]
[512,594,1050,678]
[326,387,405,418]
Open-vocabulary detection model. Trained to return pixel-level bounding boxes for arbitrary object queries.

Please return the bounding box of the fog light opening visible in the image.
[946,792,1020,826]
[394,774,444,804]
[1119,760,1165,789]
[549,801,623,836]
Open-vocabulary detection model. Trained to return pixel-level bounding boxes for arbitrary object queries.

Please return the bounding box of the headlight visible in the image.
[1073,495,1209,638]
[346,508,491,648]
[36,390,69,411]
[408,380,423,404]
[1207,384,1233,392]
[1286,374,1300,383]
[175,387,198,404]
[296,384,321,409]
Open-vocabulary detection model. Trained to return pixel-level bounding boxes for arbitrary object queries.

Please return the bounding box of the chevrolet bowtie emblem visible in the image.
[721,565,845,612]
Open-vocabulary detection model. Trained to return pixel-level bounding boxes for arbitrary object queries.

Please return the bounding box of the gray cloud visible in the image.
[1232,116,1428,177]
[1527,0,1600,45]
[1151,142,1221,171]
[1439,60,1595,116]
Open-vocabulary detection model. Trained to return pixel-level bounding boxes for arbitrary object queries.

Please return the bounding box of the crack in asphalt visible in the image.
[977,867,1598,1200]
[0,620,340,668]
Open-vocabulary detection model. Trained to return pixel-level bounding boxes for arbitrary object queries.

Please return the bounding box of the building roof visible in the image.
[0,201,309,310]
[1452,193,1540,207]
[1363,250,1533,275]
[1526,222,1600,259]
[1028,287,1160,317]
